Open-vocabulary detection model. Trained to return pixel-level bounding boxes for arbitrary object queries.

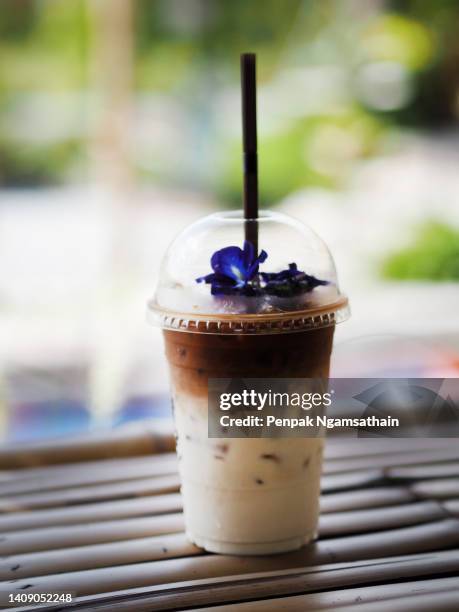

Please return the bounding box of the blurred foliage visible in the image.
[382,221,459,281]
[0,0,37,41]
[0,1,88,186]
[362,14,435,71]
[218,110,383,205]
[0,139,83,187]
[135,0,306,84]
[383,0,459,125]
[1,0,459,188]
[0,0,88,92]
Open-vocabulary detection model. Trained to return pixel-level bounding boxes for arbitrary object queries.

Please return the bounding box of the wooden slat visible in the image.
[0,466,384,504]
[0,471,388,514]
[411,478,459,500]
[0,475,180,511]
[0,493,182,532]
[335,591,459,612]
[1,432,458,611]
[192,577,459,611]
[2,440,456,496]
[0,485,413,536]
[0,453,178,479]
[0,431,453,471]
[0,455,178,496]
[0,513,185,555]
[2,519,458,594]
[4,439,459,483]
[0,486,413,533]
[0,424,175,468]
[3,449,456,502]
[30,550,459,612]
[0,533,201,580]
[319,501,445,538]
[69,590,459,612]
[387,461,459,481]
[319,486,414,514]
[0,455,397,499]
[0,500,443,556]
[321,469,384,492]
[443,499,459,517]
[325,447,459,475]
[0,462,382,500]
[2,446,456,500]
[323,438,455,460]
[0,457,399,501]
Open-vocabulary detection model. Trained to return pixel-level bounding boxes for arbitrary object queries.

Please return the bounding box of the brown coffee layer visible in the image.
[164,326,334,397]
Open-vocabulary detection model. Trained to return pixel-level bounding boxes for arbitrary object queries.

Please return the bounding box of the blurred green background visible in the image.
[1,0,459,278]
[1,0,459,440]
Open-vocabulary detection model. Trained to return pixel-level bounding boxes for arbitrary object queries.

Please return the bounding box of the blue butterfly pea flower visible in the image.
[260,263,328,296]
[196,244,328,297]
[196,241,267,295]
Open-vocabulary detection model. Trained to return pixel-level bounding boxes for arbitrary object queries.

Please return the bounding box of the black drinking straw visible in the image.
[241,53,259,254]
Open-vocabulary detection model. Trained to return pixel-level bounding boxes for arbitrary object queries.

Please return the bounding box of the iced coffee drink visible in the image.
[148,210,349,554]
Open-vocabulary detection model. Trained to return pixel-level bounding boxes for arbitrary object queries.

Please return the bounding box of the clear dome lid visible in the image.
[148,210,349,334]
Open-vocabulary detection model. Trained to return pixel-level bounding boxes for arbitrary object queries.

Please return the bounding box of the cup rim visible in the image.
[147,295,350,334]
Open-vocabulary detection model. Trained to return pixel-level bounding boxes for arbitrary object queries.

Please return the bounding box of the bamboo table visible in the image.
[1,435,458,611]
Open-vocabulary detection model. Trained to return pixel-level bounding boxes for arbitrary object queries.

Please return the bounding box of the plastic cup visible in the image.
[148,210,349,555]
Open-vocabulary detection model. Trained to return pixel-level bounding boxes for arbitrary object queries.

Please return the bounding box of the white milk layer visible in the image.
[173,391,323,555]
